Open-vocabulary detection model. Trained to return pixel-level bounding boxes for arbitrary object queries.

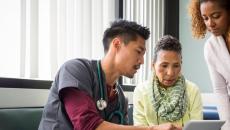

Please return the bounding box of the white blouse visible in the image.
[204,35,230,130]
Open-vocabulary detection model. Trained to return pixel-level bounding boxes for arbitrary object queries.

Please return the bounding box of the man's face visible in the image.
[115,36,146,78]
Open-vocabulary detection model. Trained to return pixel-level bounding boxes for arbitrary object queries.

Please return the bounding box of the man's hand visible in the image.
[149,123,182,130]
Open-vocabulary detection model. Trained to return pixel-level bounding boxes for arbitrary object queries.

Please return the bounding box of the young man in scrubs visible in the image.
[38,20,181,130]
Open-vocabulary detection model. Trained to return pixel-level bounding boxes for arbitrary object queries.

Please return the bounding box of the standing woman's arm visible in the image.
[204,46,230,130]
[207,67,230,130]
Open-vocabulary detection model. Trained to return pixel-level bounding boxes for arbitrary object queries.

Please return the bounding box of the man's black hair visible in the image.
[102,19,150,53]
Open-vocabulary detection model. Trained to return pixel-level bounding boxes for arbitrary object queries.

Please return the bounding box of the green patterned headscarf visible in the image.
[152,75,187,122]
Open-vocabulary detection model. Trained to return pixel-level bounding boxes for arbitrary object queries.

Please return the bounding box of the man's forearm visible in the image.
[95,121,151,130]
[96,121,182,130]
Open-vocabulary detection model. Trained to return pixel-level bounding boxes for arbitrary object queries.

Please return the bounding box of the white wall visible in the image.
[0,88,49,108]
[179,0,212,93]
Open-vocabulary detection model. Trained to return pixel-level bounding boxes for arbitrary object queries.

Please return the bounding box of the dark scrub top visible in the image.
[38,58,128,130]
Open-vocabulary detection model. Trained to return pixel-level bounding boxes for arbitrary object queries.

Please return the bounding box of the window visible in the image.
[0,0,20,78]
[0,0,166,86]
[122,0,165,86]
[0,0,116,80]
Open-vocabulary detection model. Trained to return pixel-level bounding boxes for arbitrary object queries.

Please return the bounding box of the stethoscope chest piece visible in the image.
[97,98,107,110]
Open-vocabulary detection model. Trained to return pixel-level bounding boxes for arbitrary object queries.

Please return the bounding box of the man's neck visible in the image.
[101,57,120,87]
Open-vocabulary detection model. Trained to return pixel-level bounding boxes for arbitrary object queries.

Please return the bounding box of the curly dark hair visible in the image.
[102,19,150,53]
[188,0,230,39]
[153,35,182,63]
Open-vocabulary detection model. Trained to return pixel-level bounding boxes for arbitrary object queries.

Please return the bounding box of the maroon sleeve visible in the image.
[60,88,104,130]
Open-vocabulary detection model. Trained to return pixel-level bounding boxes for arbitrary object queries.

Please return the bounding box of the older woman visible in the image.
[133,35,203,127]
[188,0,230,130]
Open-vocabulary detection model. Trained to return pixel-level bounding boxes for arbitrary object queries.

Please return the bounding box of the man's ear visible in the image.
[111,37,122,50]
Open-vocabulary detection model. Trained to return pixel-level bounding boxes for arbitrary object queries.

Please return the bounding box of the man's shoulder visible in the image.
[62,58,96,69]
[65,58,92,65]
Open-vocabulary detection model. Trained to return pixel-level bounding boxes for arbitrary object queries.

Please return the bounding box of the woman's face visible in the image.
[200,1,230,36]
[153,50,182,88]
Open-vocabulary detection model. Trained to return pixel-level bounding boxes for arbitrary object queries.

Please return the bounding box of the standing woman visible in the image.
[188,0,230,130]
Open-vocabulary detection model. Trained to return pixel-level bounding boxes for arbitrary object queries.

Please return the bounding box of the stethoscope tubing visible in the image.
[96,60,124,124]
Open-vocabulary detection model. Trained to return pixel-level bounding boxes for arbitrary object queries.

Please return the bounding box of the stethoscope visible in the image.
[96,61,125,124]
